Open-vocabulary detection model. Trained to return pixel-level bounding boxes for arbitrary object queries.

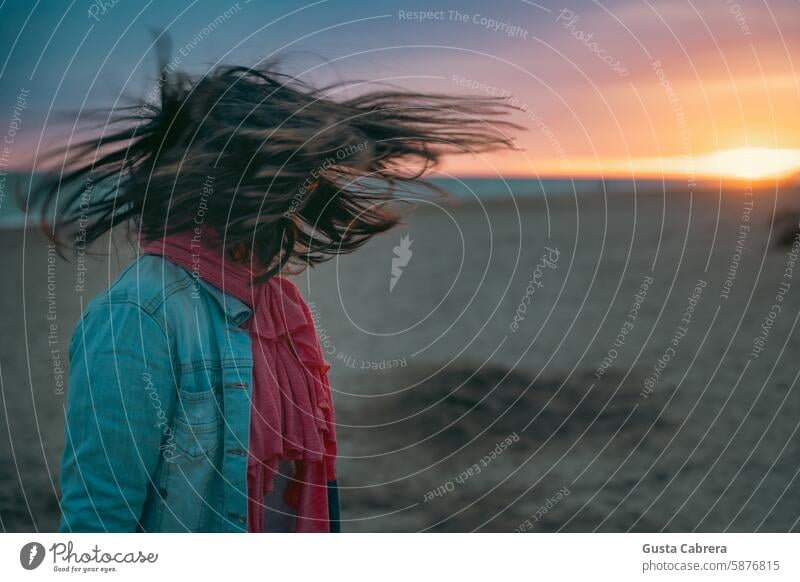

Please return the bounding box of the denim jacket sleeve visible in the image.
[58,299,177,532]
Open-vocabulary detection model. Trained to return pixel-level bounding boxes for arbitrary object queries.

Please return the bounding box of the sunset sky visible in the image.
[1,0,799,181]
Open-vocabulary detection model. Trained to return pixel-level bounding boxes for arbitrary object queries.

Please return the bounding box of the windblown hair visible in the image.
[38,56,521,280]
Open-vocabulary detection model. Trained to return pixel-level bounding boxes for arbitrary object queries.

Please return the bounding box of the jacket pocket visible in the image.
[155,387,222,531]
[173,416,219,460]
[172,387,221,460]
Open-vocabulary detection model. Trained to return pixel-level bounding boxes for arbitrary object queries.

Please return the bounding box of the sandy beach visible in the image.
[2,185,800,532]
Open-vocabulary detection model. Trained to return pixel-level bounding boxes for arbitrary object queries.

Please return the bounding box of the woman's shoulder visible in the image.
[72,254,210,359]
[84,254,197,318]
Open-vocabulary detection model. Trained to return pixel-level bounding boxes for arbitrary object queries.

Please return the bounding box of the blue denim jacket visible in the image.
[58,254,340,532]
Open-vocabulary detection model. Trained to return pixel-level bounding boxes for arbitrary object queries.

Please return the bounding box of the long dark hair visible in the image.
[38,53,521,280]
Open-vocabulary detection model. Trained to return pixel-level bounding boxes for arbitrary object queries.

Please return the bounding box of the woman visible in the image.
[44,56,519,532]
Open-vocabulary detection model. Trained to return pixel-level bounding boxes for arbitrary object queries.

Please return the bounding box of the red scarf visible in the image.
[141,231,336,532]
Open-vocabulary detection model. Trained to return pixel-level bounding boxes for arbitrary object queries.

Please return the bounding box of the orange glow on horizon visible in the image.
[697,148,800,180]
[441,147,800,182]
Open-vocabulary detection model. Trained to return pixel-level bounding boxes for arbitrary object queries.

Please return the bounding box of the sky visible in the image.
[1,0,799,181]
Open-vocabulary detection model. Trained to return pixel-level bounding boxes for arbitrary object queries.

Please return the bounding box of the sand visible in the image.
[2,185,800,532]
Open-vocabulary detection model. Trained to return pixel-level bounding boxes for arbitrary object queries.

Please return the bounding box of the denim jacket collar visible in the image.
[195,277,252,326]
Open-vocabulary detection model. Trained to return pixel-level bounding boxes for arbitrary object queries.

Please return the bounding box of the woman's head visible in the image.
[39,56,521,280]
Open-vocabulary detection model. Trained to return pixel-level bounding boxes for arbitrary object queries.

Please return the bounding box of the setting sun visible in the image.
[552,147,800,181]
[698,147,800,181]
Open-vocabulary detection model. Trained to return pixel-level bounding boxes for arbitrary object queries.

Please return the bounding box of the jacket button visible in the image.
[227,448,247,456]
[157,487,168,498]
[228,512,247,524]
